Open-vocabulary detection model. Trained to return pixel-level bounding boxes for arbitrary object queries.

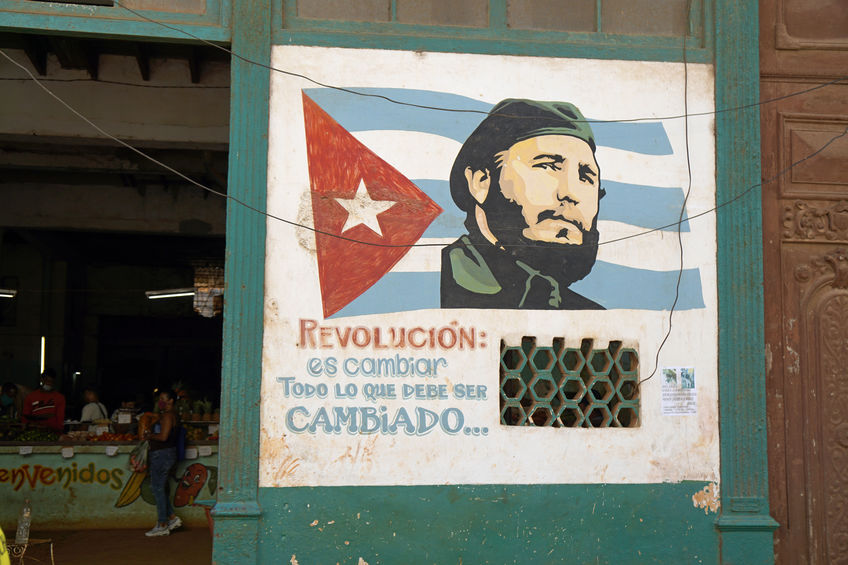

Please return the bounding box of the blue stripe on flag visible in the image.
[570,262,705,310]
[412,180,466,237]
[330,272,441,318]
[602,181,690,232]
[329,262,704,318]
[303,88,672,155]
[591,121,673,156]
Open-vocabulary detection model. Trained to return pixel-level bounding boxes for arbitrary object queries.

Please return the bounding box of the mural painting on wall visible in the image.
[115,463,217,508]
[264,48,719,487]
[303,88,705,318]
[0,462,125,491]
[0,461,216,509]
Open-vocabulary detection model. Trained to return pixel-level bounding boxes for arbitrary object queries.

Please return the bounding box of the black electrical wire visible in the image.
[3,45,846,255]
[638,2,693,388]
[109,0,847,125]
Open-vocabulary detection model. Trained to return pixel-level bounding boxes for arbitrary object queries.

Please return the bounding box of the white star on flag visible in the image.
[335,179,396,237]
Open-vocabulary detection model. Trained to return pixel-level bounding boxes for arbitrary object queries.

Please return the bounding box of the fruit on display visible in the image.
[183,424,200,441]
[200,399,213,421]
[137,412,159,439]
[15,429,60,442]
[90,432,135,442]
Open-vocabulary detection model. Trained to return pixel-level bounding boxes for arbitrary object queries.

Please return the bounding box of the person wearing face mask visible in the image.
[21,369,65,432]
[142,388,183,537]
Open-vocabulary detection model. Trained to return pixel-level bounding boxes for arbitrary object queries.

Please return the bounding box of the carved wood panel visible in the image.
[779,247,848,564]
[817,294,848,563]
[762,2,848,560]
[760,0,848,78]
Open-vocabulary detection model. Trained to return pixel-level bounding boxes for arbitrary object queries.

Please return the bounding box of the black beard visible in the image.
[478,187,599,287]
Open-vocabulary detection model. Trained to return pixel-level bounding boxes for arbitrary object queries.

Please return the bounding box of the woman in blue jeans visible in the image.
[144,389,182,537]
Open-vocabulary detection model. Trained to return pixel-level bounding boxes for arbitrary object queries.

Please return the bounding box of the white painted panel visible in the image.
[262,46,718,487]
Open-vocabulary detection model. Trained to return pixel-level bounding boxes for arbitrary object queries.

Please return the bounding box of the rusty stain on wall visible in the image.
[272,455,301,483]
[333,436,378,468]
[261,432,302,483]
[691,482,720,514]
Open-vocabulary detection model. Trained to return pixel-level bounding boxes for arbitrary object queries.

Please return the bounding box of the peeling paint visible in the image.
[692,482,720,514]
[765,343,772,374]
[786,345,800,375]
[358,559,369,565]
[290,555,299,565]
[295,190,318,254]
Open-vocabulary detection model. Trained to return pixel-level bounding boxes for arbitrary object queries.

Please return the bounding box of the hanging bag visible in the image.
[129,440,150,472]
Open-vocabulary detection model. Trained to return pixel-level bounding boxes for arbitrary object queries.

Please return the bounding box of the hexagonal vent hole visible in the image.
[501,338,639,428]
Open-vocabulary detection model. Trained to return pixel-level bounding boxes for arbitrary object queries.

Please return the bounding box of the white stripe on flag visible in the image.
[353,130,689,190]
[594,146,689,188]
[352,131,459,181]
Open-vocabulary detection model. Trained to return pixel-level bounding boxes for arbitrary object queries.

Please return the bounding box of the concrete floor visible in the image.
[25,527,212,564]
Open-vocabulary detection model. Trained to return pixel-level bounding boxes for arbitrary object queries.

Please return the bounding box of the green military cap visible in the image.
[486,98,596,151]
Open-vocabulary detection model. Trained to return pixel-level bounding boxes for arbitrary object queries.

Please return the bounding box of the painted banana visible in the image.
[114,471,147,508]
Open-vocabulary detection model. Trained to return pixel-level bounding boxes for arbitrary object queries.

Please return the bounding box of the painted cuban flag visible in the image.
[302,87,705,318]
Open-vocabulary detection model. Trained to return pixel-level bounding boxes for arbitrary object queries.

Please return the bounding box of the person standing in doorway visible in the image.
[143,389,183,537]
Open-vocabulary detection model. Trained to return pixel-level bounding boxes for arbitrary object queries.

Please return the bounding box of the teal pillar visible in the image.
[715,0,779,563]
[212,1,270,563]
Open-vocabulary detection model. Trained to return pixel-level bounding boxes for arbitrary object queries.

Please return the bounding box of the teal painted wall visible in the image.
[258,482,719,564]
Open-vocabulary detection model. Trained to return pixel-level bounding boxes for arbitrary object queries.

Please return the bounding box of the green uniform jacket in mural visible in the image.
[441,233,604,310]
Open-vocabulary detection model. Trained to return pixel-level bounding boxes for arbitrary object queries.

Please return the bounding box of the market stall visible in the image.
[0,414,218,530]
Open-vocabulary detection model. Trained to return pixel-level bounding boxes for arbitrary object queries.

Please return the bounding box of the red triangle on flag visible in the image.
[303,92,443,318]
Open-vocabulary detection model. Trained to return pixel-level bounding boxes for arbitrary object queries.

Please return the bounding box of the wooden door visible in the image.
[761,0,848,563]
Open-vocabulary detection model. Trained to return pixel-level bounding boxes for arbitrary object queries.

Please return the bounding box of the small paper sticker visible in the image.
[118,413,132,424]
[19,446,33,455]
[198,446,213,457]
[105,445,119,456]
[661,367,697,416]
[185,447,199,460]
[61,446,74,459]
[95,425,109,436]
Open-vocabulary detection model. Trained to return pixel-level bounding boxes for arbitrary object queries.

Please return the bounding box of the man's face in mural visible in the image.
[490,135,600,246]
[443,98,604,309]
